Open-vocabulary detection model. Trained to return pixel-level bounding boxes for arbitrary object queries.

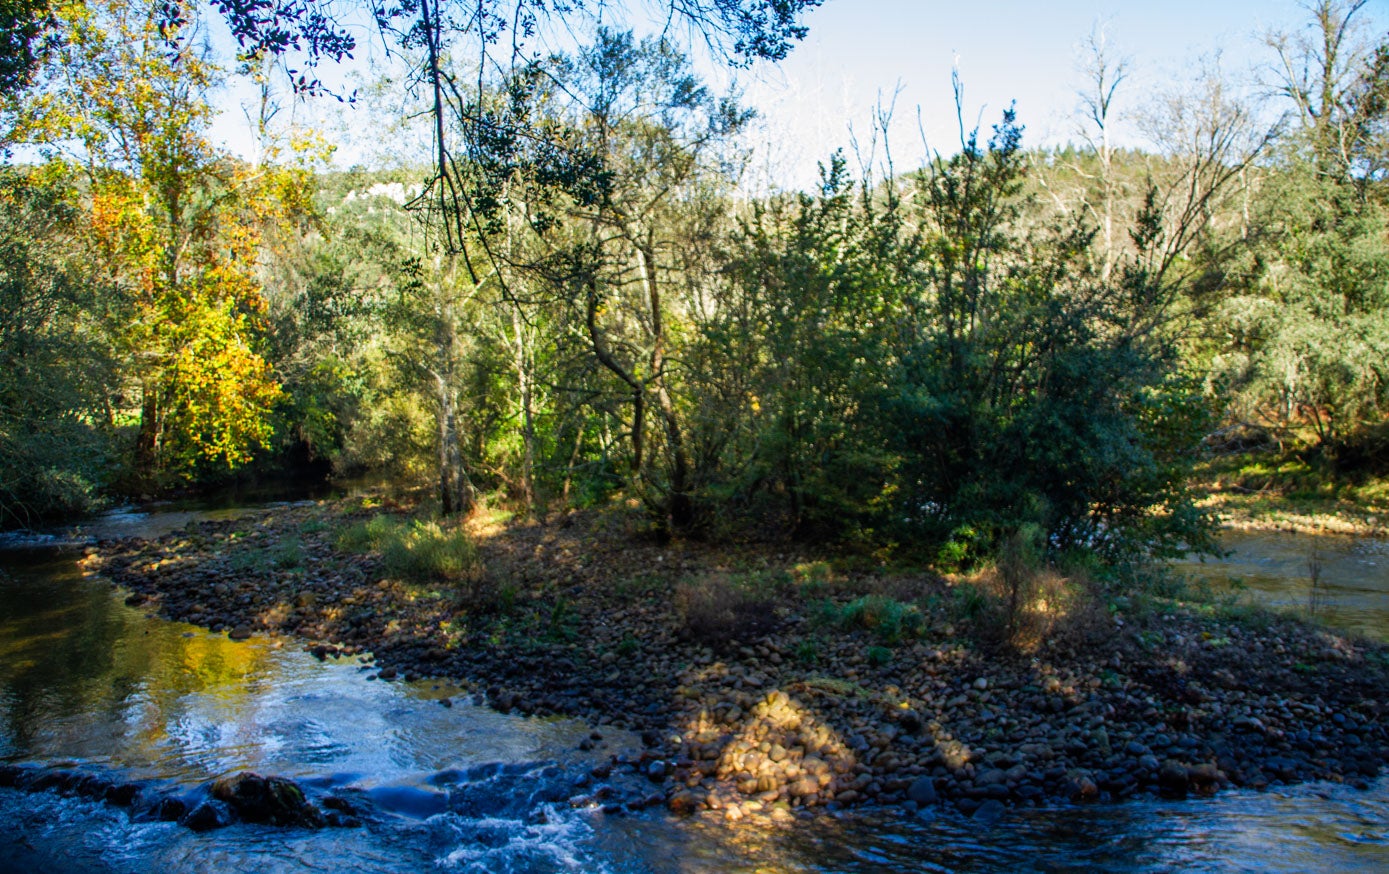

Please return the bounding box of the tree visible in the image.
[546,30,753,527]
[890,111,1212,560]
[21,0,286,484]
[1266,0,1385,181]
[712,151,907,538]
[1211,0,1389,451]
[0,0,54,101]
[150,0,820,515]
[1072,20,1131,280]
[0,163,116,525]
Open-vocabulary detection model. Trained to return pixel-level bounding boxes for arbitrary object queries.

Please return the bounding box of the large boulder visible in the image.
[210,772,326,828]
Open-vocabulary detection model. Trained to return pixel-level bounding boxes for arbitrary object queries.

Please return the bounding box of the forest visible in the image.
[2,0,1387,575]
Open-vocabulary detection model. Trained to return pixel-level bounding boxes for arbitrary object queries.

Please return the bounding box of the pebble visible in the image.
[89,500,1389,818]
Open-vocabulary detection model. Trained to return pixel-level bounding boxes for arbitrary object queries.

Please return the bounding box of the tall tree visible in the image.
[1267,0,1385,180]
[21,0,286,483]
[1074,20,1130,280]
[0,163,116,525]
[1211,0,1389,449]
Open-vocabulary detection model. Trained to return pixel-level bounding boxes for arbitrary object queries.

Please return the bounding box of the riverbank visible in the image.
[89,497,1389,826]
[1193,451,1389,536]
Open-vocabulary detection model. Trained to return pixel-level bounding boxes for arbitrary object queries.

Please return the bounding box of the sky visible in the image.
[727,0,1387,189]
[206,0,1389,191]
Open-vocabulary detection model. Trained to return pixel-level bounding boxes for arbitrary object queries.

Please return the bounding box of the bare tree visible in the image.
[1075,20,1130,281]
[1135,56,1276,318]
[1264,0,1387,181]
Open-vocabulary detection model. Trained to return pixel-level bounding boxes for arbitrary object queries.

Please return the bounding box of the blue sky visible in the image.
[206,0,1388,189]
[731,0,1388,188]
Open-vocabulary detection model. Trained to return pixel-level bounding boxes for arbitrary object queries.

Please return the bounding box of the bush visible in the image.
[382,520,480,583]
[954,560,1112,654]
[833,594,926,644]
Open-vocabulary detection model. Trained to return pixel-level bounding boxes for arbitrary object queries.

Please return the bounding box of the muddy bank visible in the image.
[89,499,1389,826]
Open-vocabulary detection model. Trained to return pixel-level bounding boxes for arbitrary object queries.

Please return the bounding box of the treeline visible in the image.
[1,0,1386,567]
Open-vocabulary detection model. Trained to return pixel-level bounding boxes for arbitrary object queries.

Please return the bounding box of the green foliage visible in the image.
[1200,4,1389,459]
[225,534,302,574]
[382,520,481,583]
[936,525,983,571]
[0,0,53,100]
[6,0,298,492]
[337,513,481,584]
[830,594,926,645]
[0,0,1326,593]
[544,595,578,642]
[271,536,304,570]
[886,114,1215,561]
[950,583,992,623]
[866,645,893,667]
[335,513,398,552]
[710,152,905,536]
[0,163,116,526]
[792,637,820,665]
[711,110,1215,562]
[1211,152,1389,452]
[787,561,834,597]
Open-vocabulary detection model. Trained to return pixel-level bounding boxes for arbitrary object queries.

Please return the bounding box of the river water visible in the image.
[1,509,1387,872]
[1172,529,1389,642]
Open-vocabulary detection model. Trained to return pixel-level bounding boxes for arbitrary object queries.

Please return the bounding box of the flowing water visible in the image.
[1,508,1387,872]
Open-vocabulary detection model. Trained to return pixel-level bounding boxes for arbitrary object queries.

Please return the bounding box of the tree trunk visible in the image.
[433,260,474,516]
[134,381,161,484]
[585,275,646,478]
[435,370,474,516]
[634,236,693,529]
[511,304,536,515]
[562,426,584,503]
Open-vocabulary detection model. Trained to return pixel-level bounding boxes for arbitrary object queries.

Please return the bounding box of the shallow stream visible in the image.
[1,507,1386,872]
[1173,529,1389,641]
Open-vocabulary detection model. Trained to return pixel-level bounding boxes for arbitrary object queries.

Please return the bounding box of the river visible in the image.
[1,508,1386,872]
[1172,529,1389,642]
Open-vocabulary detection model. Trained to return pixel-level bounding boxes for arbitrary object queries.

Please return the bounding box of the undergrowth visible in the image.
[337,513,481,584]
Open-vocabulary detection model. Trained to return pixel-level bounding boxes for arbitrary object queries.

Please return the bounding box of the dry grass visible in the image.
[675,572,780,647]
[964,562,1112,655]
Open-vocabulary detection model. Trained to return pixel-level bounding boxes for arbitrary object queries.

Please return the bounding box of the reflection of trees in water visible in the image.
[0,557,273,759]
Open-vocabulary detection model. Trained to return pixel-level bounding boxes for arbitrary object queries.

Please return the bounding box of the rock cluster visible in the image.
[0,765,357,831]
[90,500,1389,825]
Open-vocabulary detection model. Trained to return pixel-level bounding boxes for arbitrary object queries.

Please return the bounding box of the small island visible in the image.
[91,486,1389,826]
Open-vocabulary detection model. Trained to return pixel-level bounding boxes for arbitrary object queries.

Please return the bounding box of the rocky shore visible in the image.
[89,499,1389,826]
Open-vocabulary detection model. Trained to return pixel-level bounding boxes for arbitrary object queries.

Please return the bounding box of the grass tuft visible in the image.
[338,514,481,584]
[675,572,779,647]
[825,594,926,644]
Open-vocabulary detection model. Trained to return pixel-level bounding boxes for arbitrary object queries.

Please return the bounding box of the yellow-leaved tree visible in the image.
[22,0,286,483]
